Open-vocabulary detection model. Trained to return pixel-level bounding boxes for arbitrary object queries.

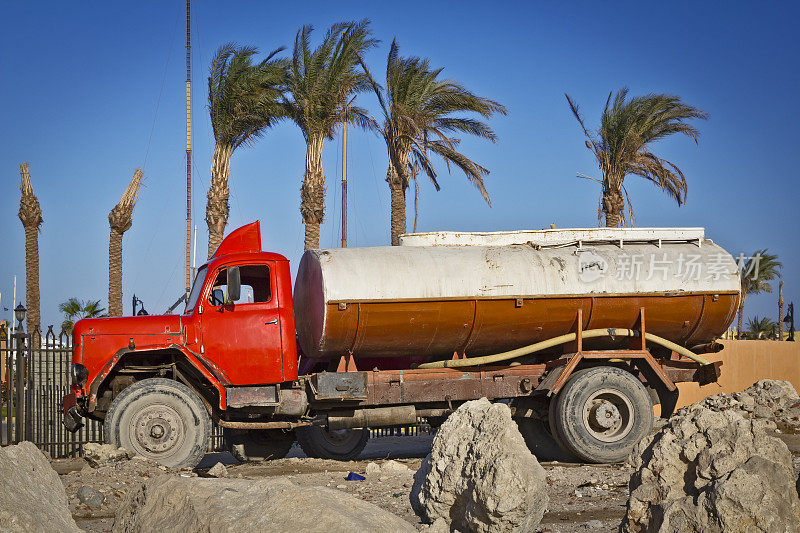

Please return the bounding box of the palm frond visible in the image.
[377,40,504,207]
[568,88,708,225]
[207,42,288,150]
[285,20,378,142]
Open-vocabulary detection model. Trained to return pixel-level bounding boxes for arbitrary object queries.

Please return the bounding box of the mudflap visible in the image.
[697,361,723,386]
[62,393,84,432]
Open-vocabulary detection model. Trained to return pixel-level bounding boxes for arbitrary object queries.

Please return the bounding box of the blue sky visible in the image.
[0,1,797,330]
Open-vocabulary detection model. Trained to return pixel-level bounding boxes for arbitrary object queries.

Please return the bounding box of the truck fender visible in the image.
[535,351,676,397]
[87,344,230,412]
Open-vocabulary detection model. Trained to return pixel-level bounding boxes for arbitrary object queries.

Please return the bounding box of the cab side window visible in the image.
[209,265,271,305]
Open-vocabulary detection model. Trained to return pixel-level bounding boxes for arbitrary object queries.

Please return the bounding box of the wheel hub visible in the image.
[132,405,184,454]
[592,401,621,429]
[582,388,634,443]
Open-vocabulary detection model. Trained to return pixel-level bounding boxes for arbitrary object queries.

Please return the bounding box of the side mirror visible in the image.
[227,266,241,302]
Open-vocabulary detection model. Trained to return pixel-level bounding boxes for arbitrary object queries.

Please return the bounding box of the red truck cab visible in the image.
[65,222,311,467]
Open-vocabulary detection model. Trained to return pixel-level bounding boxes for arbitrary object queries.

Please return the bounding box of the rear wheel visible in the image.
[224,428,295,462]
[296,426,369,460]
[104,378,211,469]
[549,366,652,463]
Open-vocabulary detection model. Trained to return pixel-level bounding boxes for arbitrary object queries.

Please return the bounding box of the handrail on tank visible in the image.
[417,307,711,369]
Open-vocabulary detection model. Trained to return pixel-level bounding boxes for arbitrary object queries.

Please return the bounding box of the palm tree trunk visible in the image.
[108,169,143,317]
[602,186,625,228]
[778,281,784,339]
[206,144,232,259]
[108,229,124,316]
[300,137,325,250]
[18,163,43,334]
[23,226,40,334]
[737,293,747,338]
[387,165,406,245]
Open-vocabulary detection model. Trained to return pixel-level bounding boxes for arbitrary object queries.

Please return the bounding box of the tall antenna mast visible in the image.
[341,103,348,248]
[184,0,192,294]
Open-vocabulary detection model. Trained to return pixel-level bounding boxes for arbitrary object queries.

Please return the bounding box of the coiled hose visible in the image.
[416,328,711,369]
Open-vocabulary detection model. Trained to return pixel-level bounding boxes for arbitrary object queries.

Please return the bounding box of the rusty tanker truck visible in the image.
[63,222,739,467]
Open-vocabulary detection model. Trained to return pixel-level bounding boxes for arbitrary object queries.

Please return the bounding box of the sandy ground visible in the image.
[47,426,800,532]
[56,435,632,533]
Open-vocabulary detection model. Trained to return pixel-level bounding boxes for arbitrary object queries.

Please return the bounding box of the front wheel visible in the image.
[104,377,211,469]
[296,426,369,460]
[549,366,652,463]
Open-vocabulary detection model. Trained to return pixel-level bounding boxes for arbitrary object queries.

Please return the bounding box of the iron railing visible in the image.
[1,324,102,457]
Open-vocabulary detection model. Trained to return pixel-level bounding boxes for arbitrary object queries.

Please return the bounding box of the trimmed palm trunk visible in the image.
[206,144,232,259]
[387,158,412,245]
[387,148,411,246]
[18,163,42,334]
[602,186,625,228]
[778,281,784,339]
[737,294,747,338]
[108,169,143,317]
[300,137,325,250]
[388,174,406,245]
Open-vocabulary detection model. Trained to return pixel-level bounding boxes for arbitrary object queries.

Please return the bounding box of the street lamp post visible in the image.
[784,302,795,342]
[12,304,26,442]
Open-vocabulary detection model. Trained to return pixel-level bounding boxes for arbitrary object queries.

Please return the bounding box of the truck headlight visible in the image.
[71,363,89,387]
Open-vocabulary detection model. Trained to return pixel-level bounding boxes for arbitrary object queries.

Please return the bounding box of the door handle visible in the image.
[265,319,278,325]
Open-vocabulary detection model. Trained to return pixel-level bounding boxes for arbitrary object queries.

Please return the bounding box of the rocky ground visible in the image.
[54,436,636,533]
[46,379,800,533]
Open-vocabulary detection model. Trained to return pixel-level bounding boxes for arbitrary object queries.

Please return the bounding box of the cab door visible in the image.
[200,262,284,384]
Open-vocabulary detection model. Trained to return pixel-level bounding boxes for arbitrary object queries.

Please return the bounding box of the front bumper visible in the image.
[62,393,84,432]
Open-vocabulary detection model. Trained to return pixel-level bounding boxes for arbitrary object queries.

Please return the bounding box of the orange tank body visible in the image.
[294,228,741,362]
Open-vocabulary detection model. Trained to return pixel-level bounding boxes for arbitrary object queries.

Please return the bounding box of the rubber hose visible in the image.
[416,328,710,369]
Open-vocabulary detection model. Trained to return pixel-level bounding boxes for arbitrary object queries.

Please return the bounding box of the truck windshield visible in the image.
[184,266,207,314]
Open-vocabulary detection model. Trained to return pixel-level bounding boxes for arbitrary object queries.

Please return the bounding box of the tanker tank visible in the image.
[293,227,740,363]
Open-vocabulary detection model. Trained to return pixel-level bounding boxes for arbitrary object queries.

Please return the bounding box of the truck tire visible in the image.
[104,377,211,469]
[295,426,369,460]
[549,366,652,464]
[223,428,295,462]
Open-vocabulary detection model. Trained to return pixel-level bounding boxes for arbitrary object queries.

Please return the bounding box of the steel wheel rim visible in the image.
[581,388,634,443]
[129,403,186,456]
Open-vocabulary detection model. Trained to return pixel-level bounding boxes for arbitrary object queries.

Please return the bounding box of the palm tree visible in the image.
[206,43,288,258]
[18,163,42,334]
[746,315,777,339]
[364,40,507,245]
[59,298,105,334]
[108,169,143,317]
[566,89,708,227]
[737,249,782,338]
[284,20,377,250]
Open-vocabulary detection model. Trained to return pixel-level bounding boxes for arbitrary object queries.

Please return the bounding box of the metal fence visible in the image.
[1,324,103,458]
[370,421,432,438]
[0,323,430,459]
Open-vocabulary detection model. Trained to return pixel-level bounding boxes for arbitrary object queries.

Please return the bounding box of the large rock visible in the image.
[113,475,417,533]
[0,441,81,532]
[699,379,800,431]
[84,442,132,466]
[622,404,800,532]
[410,398,548,532]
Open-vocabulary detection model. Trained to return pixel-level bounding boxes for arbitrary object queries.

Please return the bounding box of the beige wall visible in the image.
[676,339,800,407]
